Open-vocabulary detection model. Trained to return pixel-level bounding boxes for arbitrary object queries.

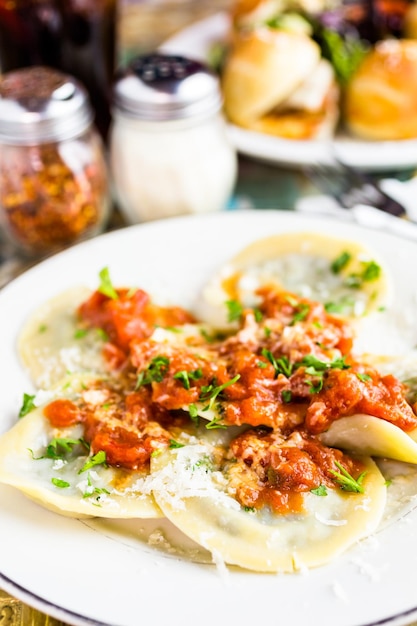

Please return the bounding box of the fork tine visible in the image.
[304,160,407,218]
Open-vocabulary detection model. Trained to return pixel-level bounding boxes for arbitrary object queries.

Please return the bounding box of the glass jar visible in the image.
[110,53,237,223]
[0,66,110,258]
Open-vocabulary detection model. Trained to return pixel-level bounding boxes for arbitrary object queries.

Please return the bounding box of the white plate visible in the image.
[2,211,417,626]
[160,13,417,172]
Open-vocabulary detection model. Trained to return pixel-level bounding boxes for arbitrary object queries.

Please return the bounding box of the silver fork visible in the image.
[304,160,407,219]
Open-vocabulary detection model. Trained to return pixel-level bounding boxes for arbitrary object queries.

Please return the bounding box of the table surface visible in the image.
[2,1,417,624]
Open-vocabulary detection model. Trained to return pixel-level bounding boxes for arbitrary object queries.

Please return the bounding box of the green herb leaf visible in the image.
[301,354,350,372]
[19,393,36,418]
[199,374,240,411]
[169,439,185,449]
[136,355,170,388]
[46,437,89,460]
[254,308,263,322]
[74,328,89,339]
[261,349,293,378]
[329,461,366,493]
[290,303,310,326]
[311,484,327,496]
[173,368,203,390]
[79,450,107,474]
[281,389,292,403]
[331,251,352,274]
[226,300,244,323]
[98,267,118,300]
[95,328,109,342]
[188,403,199,425]
[356,372,372,382]
[51,477,70,489]
[205,415,227,430]
[362,260,381,282]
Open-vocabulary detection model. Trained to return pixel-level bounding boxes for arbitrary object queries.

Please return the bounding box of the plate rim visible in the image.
[2,211,417,626]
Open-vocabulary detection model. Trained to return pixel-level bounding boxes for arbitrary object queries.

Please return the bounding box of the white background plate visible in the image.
[2,211,417,626]
[161,13,417,172]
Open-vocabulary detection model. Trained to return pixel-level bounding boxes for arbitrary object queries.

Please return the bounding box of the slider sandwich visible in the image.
[222,27,340,140]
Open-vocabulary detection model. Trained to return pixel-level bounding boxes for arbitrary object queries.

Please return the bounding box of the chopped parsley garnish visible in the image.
[98,266,118,300]
[301,354,350,372]
[264,326,272,338]
[362,260,381,282]
[254,308,263,323]
[82,472,110,499]
[285,295,299,307]
[290,303,310,326]
[345,260,381,289]
[311,485,327,496]
[199,374,240,411]
[19,393,36,418]
[200,328,216,343]
[356,373,372,382]
[51,477,70,489]
[331,251,352,274]
[307,378,324,394]
[300,354,350,394]
[205,415,227,430]
[96,328,109,342]
[169,440,185,449]
[281,389,292,403]
[79,450,107,474]
[188,403,199,425]
[226,299,244,323]
[173,368,203,390]
[136,355,170,388]
[330,461,366,493]
[261,349,293,378]
[74,328,89,339]
[46,437,89,460]
[324,295,356,314]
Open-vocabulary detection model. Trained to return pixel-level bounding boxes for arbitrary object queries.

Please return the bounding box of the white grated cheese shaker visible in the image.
[109,53,237,223]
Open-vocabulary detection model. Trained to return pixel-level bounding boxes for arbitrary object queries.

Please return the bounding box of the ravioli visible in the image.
[148,440,387,572]
[197,232,390,328]
[0,374,163,519]
[18,286,106,389]
[320,414,417,464]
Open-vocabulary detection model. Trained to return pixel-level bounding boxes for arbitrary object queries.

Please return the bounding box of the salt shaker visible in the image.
[0,66,110,258]
[110,53,237,223]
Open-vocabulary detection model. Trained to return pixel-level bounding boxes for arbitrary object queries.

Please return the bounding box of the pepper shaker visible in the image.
[109,53,237,223]
[0,66,110,258]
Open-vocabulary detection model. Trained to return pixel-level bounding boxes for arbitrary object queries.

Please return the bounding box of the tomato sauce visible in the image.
[43,283,417,494]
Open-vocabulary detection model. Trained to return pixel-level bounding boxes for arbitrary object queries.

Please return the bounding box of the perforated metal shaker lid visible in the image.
[0,66,94,145]
[112,53,222,121]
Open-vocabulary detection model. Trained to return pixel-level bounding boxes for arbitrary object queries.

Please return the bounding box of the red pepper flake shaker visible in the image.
[0,66,110,258]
